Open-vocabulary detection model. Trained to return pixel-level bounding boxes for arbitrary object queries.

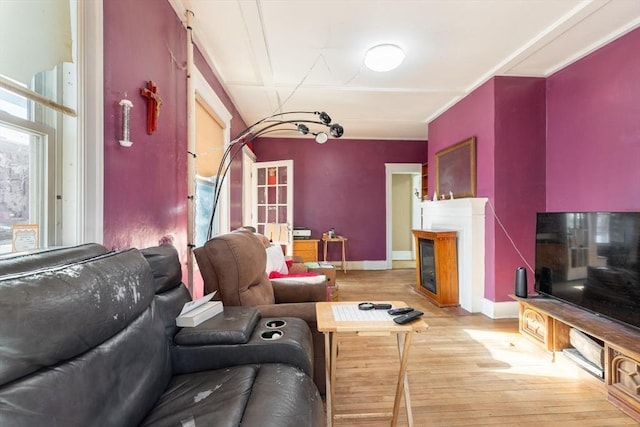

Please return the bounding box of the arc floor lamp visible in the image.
[205,111,344,240]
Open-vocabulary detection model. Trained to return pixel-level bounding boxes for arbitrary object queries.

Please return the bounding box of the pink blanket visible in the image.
[268,271,319,279]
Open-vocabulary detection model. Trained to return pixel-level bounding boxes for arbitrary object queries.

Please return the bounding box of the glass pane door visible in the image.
[252,160,293,255]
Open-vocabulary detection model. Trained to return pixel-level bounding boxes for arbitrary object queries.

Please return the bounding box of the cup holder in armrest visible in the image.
[261,330,284,340]
[265,319,287,329]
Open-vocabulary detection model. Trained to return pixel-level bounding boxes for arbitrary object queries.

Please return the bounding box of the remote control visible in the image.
[358,302,393,310]
[373,303,392,310]
[393,310,424,324]
[388,307,414,315]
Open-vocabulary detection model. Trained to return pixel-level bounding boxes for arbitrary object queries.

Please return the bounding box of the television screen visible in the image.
[535,212,640,330]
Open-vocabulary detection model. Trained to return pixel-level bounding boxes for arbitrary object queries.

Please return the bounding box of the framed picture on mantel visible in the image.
[435,136,476,198]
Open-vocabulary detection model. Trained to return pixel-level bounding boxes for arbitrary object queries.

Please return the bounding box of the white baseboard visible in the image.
[325,260,388,270]
[392,250,412,260]
[481,299,519,319]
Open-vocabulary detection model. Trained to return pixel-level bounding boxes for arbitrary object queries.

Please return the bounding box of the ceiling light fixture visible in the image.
[364,44,405,72]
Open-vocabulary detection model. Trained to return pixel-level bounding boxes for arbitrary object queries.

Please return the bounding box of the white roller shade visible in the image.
[0,0,72,84]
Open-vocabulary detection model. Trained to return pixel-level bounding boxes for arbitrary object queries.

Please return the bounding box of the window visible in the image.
[0,115,56,253]
[0,0,103,254]
[0,67,65,254]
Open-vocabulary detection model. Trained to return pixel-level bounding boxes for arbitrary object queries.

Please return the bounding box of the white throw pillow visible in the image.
[265,244,288,275]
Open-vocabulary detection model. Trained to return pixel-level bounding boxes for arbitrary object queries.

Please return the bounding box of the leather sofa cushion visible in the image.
[0,249,172,426]
[0,308,171,426]
[141,244,192,340]
[0,249,154,384]
[0,242,109,276]
[141,364,323,427]
[156,285,193,341]
[141,244,183,293]
[240,364,324,427]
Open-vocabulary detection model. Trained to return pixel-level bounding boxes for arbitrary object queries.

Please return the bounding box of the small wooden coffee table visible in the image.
[316,301,428,427]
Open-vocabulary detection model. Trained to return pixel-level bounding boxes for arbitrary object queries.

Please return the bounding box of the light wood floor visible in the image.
[326,268,638,426]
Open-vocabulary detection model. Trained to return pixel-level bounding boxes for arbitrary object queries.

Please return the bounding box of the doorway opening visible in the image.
[385,163,422,270]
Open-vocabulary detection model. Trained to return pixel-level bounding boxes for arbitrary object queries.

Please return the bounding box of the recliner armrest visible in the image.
[171,316,314,377]
[174,306,260,346]
[271,279,327,303]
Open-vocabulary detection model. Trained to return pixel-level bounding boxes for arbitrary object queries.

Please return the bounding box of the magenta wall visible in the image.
[428,80,496,198]
[428,79,498,298]
[546,28,640,211]
[428,77,547,302]
[253,138,428,261]
[493,77,546,300]
[103,0,247,285]
[103,0,188,252]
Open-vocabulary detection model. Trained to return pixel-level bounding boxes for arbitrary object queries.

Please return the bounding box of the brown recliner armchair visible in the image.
[193,230,326,393]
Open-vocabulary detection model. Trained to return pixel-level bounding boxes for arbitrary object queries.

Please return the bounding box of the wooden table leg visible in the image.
[323,240,328,262]
[324,332,332,427]
[392,332,414,427]
[341,240,347,273]
[330,332,339,420]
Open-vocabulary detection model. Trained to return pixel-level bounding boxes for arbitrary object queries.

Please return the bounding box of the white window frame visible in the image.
[73,0,104,245]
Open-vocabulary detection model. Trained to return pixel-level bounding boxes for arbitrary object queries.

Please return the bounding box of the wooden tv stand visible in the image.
[514,295,640,422]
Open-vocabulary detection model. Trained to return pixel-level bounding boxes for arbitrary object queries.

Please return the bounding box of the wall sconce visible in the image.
[119,99,133,147]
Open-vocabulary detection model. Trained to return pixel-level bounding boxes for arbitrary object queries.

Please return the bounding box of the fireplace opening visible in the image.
[419,238,437,294]
[412,229,459,307]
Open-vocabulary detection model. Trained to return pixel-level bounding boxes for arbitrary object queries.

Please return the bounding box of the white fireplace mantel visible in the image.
[421,198,487,314]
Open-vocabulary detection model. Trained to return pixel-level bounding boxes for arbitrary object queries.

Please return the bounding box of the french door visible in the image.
[252,160,293,255]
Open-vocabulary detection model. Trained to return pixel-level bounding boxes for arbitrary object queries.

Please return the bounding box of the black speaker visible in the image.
[515,267,528,298]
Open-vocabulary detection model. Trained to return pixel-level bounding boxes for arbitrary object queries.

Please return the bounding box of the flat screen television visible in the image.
[535,212,640,330]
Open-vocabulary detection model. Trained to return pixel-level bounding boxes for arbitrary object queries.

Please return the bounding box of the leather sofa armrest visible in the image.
[272,279,327,303]
[171,317,314,377]
[174,306,260,346]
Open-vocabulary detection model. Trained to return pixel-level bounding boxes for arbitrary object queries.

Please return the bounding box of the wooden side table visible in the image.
[316,301,428,427]
[322,235,347,273]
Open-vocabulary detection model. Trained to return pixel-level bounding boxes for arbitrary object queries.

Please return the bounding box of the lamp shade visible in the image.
[330,123,344,138]
[315,132,328,144]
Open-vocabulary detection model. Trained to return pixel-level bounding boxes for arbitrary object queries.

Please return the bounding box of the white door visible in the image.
[252,160,294,255]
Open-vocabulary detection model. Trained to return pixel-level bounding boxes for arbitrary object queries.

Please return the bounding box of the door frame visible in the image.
[385,163,422,269]
[242,147,256,227]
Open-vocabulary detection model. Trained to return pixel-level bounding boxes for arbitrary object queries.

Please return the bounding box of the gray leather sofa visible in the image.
[0,244,323,426]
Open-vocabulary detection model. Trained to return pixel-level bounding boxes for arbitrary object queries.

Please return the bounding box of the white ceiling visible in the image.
[171,0,640,141]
